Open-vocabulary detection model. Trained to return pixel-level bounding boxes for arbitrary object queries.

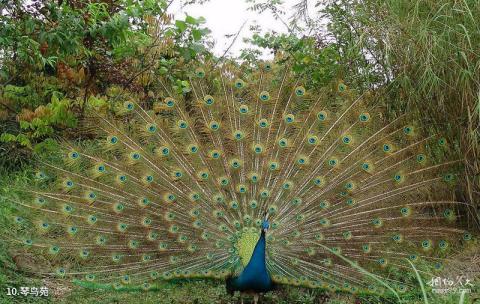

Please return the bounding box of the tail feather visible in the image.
[4,62,472,294]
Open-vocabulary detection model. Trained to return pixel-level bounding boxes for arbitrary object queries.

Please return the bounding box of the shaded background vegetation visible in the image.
[0,0,479,303]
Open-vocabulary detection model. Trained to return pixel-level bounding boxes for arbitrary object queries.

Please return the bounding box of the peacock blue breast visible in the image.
[226,230,274,293]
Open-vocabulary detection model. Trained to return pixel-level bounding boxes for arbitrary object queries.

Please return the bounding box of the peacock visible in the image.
[4,60,474,303]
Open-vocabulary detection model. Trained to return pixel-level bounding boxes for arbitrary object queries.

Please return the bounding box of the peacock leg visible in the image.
[253,294,259,304]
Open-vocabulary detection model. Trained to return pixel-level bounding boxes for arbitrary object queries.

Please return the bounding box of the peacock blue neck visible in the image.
[226,230,274,293]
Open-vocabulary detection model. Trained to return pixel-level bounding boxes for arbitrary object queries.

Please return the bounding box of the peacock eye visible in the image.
[178,120,188,129]
[239,105,248,114]
[259,91,270,101]
[295,86,305,96]
[147,124,157,132]
[209,121,220,130]
[259,119,269,128]
[284,114,295,123]
[195,68,205,78]
[338,82,347,92]
[359,113,370,122]
[317,111,327,121]
[165,97,176,107]
[403,126,413,135]
[235,79,245,88]
[204,95,214,105]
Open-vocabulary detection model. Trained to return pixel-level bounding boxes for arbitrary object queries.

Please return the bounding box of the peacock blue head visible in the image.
[262,212,270,232]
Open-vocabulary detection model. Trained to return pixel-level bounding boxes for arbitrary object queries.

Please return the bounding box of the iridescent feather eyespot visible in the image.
[249,173,259,183]
[165,97,175,107]
[96,164,106,173]
[416,153,426,164]
[372,218,383,227]
[209,149,221,159]
[259,91,270,101]
[146,123,157,133]
[230,158,242,169]
[328,157,338,167]
[344,181,355,191]
[218,177,229,186]
[319,200,330,209]
[34,197,46,205]
[259,118,269,128]
[195,68,205,78]
[393,172,405,183]
[87,215,97,224]
[296,155,308,165]
[278,138,288,148]
[233,130,244,140]
[253,144,263,154]
[187,144,199,154]
[64,179,74,188]
[282,181,292,189]
[392,234,403,243]
[107,135,119,145]
[198,170,209,180]
[234,79,245,89]
[144,175,154,183]
[62,204,73,214]
[123,101,135,111]
[209,121,220,131]
[177,120,188,129]
[189,192,200,202]
[382,143,392,153]
[159,146,170,156]
[35,171,46,179]
[438,137,447,146]
[317,111,327,121]
[284,114,295,124]
[291,198,302,206]
[421,239,432,250]
[239,104,249,114]
[438,240,448,250]
[268,161,279,171]
[295,86,305,96]
[463,232,472,241]
[361,162,373,172]
[237,184,247,194]
[307,135,318,145]
[400,206,411,217]
[130,151,141,160]
[313,176,325,187]
[359,112,370,122]
[443,173,454,183]
[68,151,79,160]
[113,203,124,213]
[403,126,414,135]
[342,135,352,145]
[203,95,214,106]
[345,198,355,206]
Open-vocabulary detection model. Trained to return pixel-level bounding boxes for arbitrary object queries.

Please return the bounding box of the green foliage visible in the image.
[0,0,212,173]
[322,0,480,219]
[246,33,340,86]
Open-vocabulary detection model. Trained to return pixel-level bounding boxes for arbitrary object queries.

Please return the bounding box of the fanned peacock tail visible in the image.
[5,61,474,295]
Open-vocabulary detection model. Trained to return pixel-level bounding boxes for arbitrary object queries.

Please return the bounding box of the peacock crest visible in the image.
[5,61,473,297]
